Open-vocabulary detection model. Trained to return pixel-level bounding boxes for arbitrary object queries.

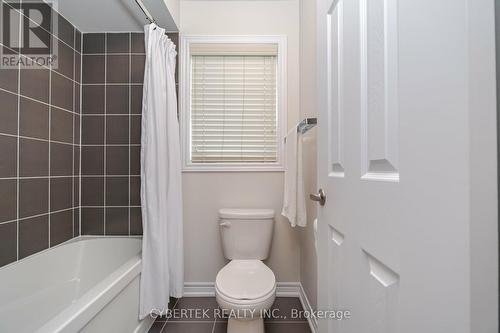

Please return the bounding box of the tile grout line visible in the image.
[128,32,132,237]
[0,86,80,116]
[48,38,52,247]
[79,30,83,237]
[103,33,107,235]
[72,26,76,238]
[15,4,21,261]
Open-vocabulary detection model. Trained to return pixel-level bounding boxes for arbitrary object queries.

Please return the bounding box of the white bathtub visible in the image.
[0,237,153,333]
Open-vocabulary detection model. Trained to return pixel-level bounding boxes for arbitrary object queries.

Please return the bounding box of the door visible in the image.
[315,0,498,332]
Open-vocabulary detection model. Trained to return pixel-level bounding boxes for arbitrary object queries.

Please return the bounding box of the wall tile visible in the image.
[130,146,140,175]
[50,177,73,211]
[82,116,104,144]
[83,55,105,84]
[50,143,73,176]
[82,177,104,206]
[106,85,129,114]
[50,210,73,246]
[19,138,48,177]
[131,55,145,83]
[75,30,82,53]
[106,177,129,206]
[130,85,143,114]
[130,33,145,53]
[20,97,49,139]
[130,115,142,144]
[54,38,74,79]
[81,208,104,235]
[19,215,49,259]
[0,179,17,223]
[57,14,75,48]
[81,146,104,175]
[0,90,18,135]
[106,146,129,175]
[82,85,105,114]
[0,135,18,177]
[83,33,105,54]
[130,207,143,235]
[0,222,17,266]
[20,68,50,103]
[107,55,130,83]
[106,115,129,144]
[51,107,73,143]
[0,8,81,268]
[19,178,49,218]
[107,33,130,53]
[51,71,74,111]
[78,31,178,237]
[105,207,129,235]
[130,176,141,206]
[0,67,19,94]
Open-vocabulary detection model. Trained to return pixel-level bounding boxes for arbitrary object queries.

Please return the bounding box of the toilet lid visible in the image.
[216,260,276,300]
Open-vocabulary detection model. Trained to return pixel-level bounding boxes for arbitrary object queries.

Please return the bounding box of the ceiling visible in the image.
[54,0,178,33]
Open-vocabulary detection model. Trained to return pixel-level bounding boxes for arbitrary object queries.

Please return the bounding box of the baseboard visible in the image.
[298,284,318,333]
[133,316,155,333]
[183,282,317,333]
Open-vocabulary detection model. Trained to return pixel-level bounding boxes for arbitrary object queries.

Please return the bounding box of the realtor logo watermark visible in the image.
[1,0,58,69]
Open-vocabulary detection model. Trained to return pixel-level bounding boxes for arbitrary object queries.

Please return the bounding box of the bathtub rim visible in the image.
[0,235,143,272]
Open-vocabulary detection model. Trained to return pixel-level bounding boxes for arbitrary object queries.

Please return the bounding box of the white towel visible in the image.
[281,127,307,227]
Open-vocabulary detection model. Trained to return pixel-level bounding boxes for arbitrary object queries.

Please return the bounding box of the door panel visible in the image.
[316,0,498,332]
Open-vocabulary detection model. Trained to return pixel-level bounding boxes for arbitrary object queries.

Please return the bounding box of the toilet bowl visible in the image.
[215,208,276,333]
[215,260,276,333]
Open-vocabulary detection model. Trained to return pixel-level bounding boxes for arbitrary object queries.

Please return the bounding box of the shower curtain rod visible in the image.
[135,0,156,24]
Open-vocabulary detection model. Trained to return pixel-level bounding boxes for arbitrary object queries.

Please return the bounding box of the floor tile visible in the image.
[264,322,311,333]
[171,297,220,321]
[154,297,179,321]
[212,322,227,333]
[148,321,165,333]
[268,297,305,321]
[161,322,214,333]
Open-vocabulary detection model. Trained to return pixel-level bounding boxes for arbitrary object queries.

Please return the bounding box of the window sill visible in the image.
[182,164,285,173]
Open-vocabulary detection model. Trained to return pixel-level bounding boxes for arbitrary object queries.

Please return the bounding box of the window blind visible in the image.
[190,53,278,163]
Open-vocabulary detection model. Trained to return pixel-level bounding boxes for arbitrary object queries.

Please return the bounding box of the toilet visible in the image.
[215,208,276,333]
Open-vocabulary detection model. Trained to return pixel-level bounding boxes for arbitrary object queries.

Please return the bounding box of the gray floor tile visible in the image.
[212,322,227,333]
[148,321,165,333]
[268,297,305,321]
[264,322,312,333]
[161,322,214,333]
[170,297,220,321]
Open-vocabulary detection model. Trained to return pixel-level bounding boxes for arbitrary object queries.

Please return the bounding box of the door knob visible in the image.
[310,189,326,206]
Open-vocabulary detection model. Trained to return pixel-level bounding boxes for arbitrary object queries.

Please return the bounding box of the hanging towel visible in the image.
[281,127,307,227]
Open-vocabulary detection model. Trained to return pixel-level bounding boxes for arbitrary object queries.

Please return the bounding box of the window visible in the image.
[180,36,286,171]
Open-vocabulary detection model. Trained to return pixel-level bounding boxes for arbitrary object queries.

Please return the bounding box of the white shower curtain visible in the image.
[139,24,183,320]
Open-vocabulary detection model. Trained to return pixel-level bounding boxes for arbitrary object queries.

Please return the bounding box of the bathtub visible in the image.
[0,237,153,333]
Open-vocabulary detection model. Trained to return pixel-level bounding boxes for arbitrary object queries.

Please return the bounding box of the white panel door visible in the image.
[315,0,498,332]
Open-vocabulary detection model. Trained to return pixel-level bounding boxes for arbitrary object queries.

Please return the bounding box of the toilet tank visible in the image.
[219,208,275,260]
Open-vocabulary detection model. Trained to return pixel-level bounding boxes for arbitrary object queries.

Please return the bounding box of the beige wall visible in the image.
[299,0,318,309]
[163,0,180,28]
[180,0,302,283]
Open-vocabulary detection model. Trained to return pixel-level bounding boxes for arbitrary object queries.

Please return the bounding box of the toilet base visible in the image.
[227,317,264,333]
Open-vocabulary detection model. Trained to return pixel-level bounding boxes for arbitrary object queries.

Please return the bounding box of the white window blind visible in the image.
[190,47,278,164]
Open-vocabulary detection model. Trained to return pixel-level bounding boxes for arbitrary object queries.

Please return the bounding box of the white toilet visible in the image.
[215,208,276,333]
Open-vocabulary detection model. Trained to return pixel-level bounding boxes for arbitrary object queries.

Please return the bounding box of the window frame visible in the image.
[180,35,287,172]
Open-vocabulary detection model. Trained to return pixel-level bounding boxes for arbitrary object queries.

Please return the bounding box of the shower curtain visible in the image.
[139,24,183,320]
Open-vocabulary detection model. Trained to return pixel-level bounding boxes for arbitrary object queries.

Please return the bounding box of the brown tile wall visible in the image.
[80,32,179,236]
[0,1,81,267]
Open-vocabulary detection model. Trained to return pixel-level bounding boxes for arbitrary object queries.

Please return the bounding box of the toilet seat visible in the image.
[215,260,276,302]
